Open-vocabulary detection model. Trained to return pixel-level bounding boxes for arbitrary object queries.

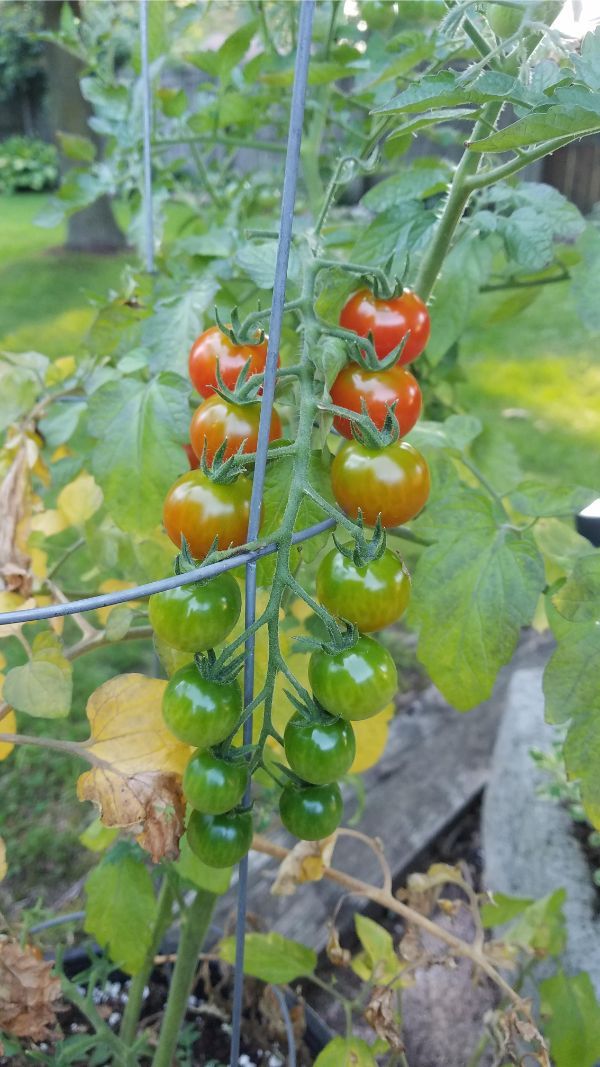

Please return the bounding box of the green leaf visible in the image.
[174,836,232,895]
[534,518,592,573]
[552,554,600,623]
[84,852,157,975]
[543,624,600,724]
[387,107,476,141]
[352,914,401,984]
[187,20,258,79]
[87,372,189,535]
[481,889,566,956]
[351,201,431,267]
[374,69,535,115]
[79,818,119,853]
[564,713,600,827]
[468,104,600,153]
[411,491,545,710]
[105,605,135,641]
[573,26,600,91]
[540,970,600,1067]
[219,932,316,984]
[56,131,96,162]
[509,481,597,518]
[258,451,334,585]
[314,1037,377,1067]
[487,288,541,323]
[427,237,492,363]
[311,336,347,393]
[144,279,219,375]
[361,160,451,211]
[0,352,49,433]
[408,414,482,454]
[571,226,600,333]
[4,660,72,720]
[235,240,299,290]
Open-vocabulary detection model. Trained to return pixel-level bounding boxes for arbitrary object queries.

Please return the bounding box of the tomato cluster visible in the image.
[152,291,430,864]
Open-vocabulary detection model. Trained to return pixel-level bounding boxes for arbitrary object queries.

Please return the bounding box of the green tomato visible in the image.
[279,782,343,841]
[148,573,241,653]
[284,714,356,785]
[187,809,253,868]
[183,750,249,814]
[162,665,241,748]
[309,635,397,721]
[486,2,524,37]
[316,546,411,633]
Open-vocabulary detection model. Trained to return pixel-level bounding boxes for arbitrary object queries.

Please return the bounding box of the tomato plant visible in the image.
[190,395,282,462]
[329,363,422,440]
[148,573,241,652]
[340,289,430,364]
[331,440,430,528]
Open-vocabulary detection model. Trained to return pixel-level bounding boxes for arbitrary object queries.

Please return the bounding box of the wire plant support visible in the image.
[0,3,316,1065]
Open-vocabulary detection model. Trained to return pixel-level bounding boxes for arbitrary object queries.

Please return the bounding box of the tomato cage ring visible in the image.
[0,3,315,1065]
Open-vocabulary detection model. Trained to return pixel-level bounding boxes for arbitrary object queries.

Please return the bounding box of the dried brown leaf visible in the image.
[0,939,61,1041]
[78,770,185,862]
[364,986,404,1050]
[326,926,352,968]
[0,447,32,597]
[271,835,337,896]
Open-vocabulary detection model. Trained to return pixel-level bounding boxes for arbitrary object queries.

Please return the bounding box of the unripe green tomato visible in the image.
[486,2,524,37]
[309,635,398,721]
[187,809,253,868]
[148,573,241,653]
[279,782,343,841]
[162,665,241,748]
[284,714,356,785]
[362,1,396,32]
[183,750,248,814]
[316,547,411,633]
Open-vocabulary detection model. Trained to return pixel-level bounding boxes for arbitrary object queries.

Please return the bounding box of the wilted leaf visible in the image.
[77,674,190,860]
[271,835,337,896]
[0,940,61,1040]
[364,986,404,1049]
[219,932,317,984]
[0,445,31,597]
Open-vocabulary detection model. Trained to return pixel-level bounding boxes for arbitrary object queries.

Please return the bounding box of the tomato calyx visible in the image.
[291,617,359,658]
[214,358,264,406]
[347,329,410,373]
[214,304,265,348]
[194,648,245,687]
[199,437,249,485]
[174,534,204,573]
[332,515,386,567]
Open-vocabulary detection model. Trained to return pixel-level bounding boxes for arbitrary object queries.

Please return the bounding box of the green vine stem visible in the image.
[151,889,218,1067]
[119,877,176,1048]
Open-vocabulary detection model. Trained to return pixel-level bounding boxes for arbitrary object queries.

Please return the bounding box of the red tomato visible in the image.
[189,326,277,397]
[190,396,282,463]
[330,363,422,440]
[163,469,254,558]
[340,288,430,364]
[183,443,199,470]
[331,440,430,527]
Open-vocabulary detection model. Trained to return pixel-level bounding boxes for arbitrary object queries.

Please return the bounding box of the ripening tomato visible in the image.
[340,288,430,364]
[284,713,356,785]
[163,469,254,558]
[183,444,199,470]
[189,326,277,398]
[162,665,242,748]
[187,809,253,867]
[148,572,241,652]
[279,782,343,840]
[331,440,430,527]
[183,750,248,814]
[190,396,282,463]
[316,547,411,633]
[309,635,398,721]
[330,363,422,439]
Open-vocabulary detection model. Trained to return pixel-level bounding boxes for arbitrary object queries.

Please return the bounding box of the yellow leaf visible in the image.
[0,836,6,881]
[30,510,67,538]
[57,472,103,526]
[0,594,37,637]
[33,597,64,636]
[51,444,71,462]
[77,674,190,860]
[351,704,394,774]
[0,708,17,761]
[96,580,140,626]
[45,356,76,386]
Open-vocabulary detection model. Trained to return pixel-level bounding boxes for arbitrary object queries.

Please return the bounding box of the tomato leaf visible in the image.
[87,372,189,535]
[410,490,545,710]
[509,481,597,518]
[426,237,492,364]
[481,889,566,956]
[84,850,157,975]
[144,279,219,376]
[219,932,317,983]
[3,660,72,720]
[314,1037,378,1067]
[468,103,600,153]
[540,970,600,1067]
[174,836,232,895]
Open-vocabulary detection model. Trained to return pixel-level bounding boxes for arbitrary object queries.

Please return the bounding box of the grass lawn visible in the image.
[0,193,129,358]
